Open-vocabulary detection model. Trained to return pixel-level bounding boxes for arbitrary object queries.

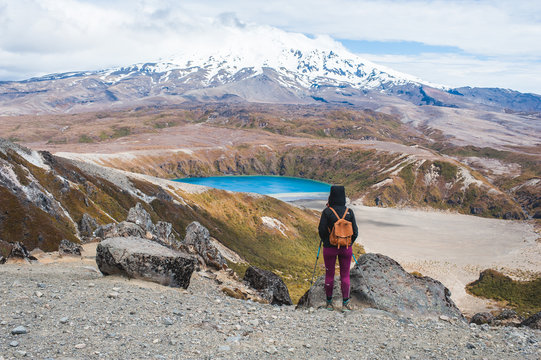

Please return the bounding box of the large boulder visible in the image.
[298,253,463,319]
[244,266,292,306]
[154,221,179,248]
[181,222,226,270]
[494,309,522,327]
[126,203,155,233]
[0,241,38,262]
[96,237,196,288]
[521,311,541,330]
[58,239,83,256]
[78,213,98,239]
[95,221,145,239]
[470,312,494,325]
[93,203,180,247]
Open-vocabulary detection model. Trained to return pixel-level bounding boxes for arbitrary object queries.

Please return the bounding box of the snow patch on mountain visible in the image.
[46,26,441,93]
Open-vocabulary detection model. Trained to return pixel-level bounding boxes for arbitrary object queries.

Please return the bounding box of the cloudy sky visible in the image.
[1,0,540,94]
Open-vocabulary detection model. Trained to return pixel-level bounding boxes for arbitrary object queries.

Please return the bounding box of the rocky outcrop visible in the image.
[95,221,145,239]
[154,221,178,248]
[470,312,494,325]
[243,266,292,306]
[96,236,196,288]
[58,239,83,256]
[298,253,463,319]
[521,311,541,330]
[494,309,522,327]
[126,203,155,233]
[0,241,38,262]
[78,214,98,239]
[95,203,181,248]
[181,222,227,270]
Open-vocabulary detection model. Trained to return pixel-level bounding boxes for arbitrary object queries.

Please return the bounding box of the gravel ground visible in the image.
[1,261,540,360]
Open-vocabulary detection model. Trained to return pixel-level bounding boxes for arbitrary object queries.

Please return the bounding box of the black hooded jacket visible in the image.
[318,185,358,248]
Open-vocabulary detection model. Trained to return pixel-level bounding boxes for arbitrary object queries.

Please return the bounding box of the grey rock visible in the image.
[163,317,174,326]
[96,236,196,288]
[37,283,46,289]
[58,239,82,256]
[218,345,231,352]
[78,213,98,238]
[470,312,494,325]
[93,223,115,239]
[59,317,69,324]
[97,221,145,239]
[226,336,241,343]
[11,326,27,335]
[181,221,227,270]
[243,266,292,306]
[6,242,37,261]
[297,253,463,319]
[154,221,179,247]
[126,203,155,233]
[520,311,541,330]
[496,309,518,320]
[9,341,19,347]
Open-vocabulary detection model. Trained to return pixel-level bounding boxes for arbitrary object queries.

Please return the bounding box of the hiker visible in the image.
[318,185,358,311]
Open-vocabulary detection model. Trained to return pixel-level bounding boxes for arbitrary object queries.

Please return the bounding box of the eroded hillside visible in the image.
[0,138,325,300]
[62,142,524,220]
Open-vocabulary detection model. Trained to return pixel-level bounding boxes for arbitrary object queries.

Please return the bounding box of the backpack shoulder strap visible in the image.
[341,208,349,220]
[328,207,340,221]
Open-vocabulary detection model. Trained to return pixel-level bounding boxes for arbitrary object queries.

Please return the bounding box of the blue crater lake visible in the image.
[173,175,331,201]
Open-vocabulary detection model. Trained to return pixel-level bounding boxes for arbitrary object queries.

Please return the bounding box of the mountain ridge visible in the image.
[2,44,541,116]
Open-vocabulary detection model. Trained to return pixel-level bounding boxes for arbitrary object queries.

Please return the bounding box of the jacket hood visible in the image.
[328,185,346,206]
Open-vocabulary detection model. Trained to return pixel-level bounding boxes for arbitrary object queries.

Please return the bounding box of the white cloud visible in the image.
[359,53,541,94]
[0,0,344,79]
[0,0,540,94]
[183,0,541,57]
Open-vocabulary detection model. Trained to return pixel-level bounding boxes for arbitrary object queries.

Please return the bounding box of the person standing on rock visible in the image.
[318,185,358,311]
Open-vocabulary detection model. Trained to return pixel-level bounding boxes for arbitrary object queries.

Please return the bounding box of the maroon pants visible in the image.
[323,246,353,299]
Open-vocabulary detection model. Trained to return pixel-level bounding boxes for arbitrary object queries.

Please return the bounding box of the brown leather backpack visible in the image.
[328,207,353,248]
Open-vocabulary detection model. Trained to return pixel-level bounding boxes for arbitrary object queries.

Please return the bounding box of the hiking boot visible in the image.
[342,299,353,312]
[325,300,334,311]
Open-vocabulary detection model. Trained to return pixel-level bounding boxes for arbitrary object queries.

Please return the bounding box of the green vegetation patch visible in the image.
[466,269,541,316]
[78,134,94,143]
[398,163,416,192]
[111,126,131,138]
[433,160,458,181]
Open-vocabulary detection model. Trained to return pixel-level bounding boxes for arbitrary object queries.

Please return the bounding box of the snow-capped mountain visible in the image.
[102,45,434,91]
[1,38,540,115]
